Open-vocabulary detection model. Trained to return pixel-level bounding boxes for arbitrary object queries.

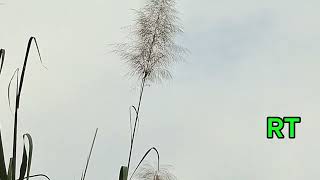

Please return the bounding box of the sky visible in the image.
[0,0,320,180]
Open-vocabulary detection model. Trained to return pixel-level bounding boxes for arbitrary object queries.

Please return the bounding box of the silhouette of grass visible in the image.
[0,37,50,180]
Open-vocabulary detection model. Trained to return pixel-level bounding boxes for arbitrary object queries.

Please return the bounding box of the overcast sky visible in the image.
[0,0,320,180]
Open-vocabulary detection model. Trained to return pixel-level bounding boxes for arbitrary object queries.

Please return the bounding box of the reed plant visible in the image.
[114,0,186,179]
[0,37,49,180]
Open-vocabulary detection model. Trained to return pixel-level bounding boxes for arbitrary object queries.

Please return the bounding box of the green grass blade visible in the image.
[8,158,13,180]
[13,37,42,180]
[16,37,43,109]
[18,146,27,180]
[0,129,8,180]
[119,166,128,180]
[23,134,33,180]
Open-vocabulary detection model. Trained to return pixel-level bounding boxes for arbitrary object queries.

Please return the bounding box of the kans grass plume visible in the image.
[114,0,187,83]
[114,0,186,180]
[133,164,176,180]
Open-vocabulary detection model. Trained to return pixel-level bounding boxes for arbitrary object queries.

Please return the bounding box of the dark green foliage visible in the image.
[0,128,8,180]
[119,166,128,180]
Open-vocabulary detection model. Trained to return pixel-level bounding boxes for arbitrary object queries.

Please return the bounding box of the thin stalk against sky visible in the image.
[114,0,186,178]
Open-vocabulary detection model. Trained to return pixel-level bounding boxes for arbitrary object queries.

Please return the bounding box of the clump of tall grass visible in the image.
[1,37,98,180]
[0,37,50,180]
[114,0,186,179]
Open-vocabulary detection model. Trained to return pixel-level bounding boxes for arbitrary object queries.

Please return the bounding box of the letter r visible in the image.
[267,117,285,139]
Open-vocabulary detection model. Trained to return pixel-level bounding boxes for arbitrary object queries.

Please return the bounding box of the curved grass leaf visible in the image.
[22,174,51,180]
[129,147,160,180]
[129,105,138,140]
[16,37,43,108]
[8,69,19,115]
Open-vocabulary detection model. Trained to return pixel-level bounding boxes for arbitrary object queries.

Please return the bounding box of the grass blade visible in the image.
[119,166,128,180]
[80,128,98,180]
[22,174,51,180]
[0,49,5,76]
[8,158,13,180]
[23,134,33,180]
[16,37,43,108]
[12,37,42,180]
[129,147,160,180]
[18,146,28,180]
[8,69,19,114]
[0,129,8,180]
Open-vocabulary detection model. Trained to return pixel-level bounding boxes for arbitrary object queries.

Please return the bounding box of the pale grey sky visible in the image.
[0,0,320,180]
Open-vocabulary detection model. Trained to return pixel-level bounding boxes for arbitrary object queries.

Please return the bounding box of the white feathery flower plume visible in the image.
[114,0,187,83]
[133,164,177,180]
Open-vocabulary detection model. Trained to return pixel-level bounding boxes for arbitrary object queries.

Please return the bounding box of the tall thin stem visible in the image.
[81,128,98,180]
[127,6,162,172]
[127,76,146,171]
[12,112,17,180]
